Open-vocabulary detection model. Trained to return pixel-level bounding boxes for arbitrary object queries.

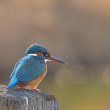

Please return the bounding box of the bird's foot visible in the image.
[19,88,40,92]
[31,88,41,92]
[17,86,41,92]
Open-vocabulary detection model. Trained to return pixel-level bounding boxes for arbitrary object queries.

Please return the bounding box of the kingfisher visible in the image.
[7,44,65,91]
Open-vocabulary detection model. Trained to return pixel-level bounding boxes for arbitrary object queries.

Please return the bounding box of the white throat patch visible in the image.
[45,59,52,62]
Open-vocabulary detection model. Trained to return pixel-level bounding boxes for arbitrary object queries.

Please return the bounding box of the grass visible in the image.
[40,81,110,110]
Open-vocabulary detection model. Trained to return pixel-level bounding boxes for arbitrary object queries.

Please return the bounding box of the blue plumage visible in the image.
[7,54,46,90]
[7,44,65,90]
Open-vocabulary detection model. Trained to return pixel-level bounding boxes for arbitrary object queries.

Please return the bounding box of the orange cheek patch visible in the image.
[36,52,42,56]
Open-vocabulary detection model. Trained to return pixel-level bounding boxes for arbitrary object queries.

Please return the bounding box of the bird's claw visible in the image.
[31,88,41,92]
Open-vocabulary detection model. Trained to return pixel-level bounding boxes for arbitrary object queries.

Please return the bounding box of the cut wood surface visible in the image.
[0,85,59,110]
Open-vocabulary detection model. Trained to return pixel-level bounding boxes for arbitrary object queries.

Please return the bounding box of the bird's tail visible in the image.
[6,79,19,90]
[6,83,14,90]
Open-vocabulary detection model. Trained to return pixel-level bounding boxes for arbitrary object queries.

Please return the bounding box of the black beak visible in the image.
[47,56,65,64]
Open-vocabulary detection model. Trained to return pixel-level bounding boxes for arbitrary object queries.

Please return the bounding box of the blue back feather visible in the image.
[7,54,46,89]
[13,55,46,83]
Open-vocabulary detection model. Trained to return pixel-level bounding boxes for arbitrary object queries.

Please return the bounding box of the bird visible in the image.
[7,44,65,91]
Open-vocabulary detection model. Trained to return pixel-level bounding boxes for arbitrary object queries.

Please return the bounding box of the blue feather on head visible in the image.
[25,44,49,55]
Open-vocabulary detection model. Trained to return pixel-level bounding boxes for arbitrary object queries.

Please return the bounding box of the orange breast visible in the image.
[18,66,47,89]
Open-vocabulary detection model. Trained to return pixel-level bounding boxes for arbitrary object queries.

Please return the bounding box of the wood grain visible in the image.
[0,85,59,110]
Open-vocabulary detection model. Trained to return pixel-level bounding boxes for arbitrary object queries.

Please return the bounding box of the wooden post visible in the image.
[0,85,59,110]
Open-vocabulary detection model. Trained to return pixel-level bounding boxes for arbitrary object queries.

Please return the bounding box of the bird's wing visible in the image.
[10,58,23,79]
[11,55,46,83]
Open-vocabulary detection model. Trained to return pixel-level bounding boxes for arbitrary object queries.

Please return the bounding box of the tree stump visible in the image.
[0,85,59,110]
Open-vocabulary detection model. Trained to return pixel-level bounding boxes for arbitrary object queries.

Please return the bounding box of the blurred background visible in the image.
[1,0,110,110]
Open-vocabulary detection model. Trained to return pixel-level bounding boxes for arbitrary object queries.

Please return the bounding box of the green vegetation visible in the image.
[40,81,110,110]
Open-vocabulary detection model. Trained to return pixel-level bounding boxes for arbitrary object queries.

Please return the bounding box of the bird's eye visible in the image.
[43,53,50,57]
